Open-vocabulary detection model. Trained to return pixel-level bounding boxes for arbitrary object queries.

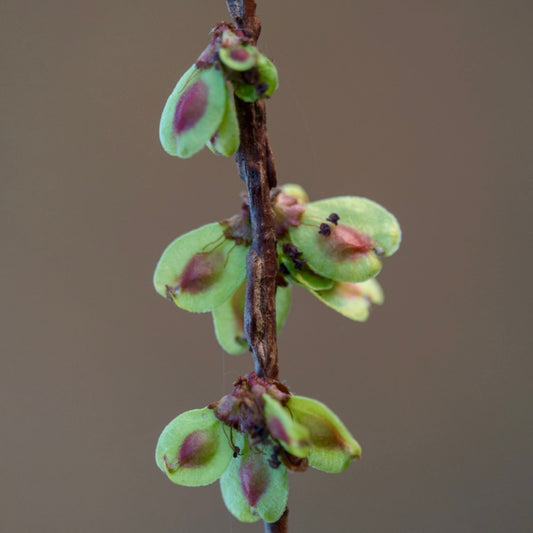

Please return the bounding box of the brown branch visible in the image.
[227,0,261,42]
[226,0,278,382]
[234,97,279,380]
[226,1,287,531]
[225,0,244,22]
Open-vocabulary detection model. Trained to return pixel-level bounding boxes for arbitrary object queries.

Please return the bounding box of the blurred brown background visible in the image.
[2,1,532,531]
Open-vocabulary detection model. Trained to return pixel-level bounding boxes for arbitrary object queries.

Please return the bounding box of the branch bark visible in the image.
[226,0,278,382]
[234,97,279,380]
[226,1,287,531]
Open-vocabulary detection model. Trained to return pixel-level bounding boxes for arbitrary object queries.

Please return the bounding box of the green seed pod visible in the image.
[310,278,384,322]
[153,223,248,312]
[212,282,291,355]
[287,395,361,473]
[220,434,288,523]
[219,44,258,71]
[212,282,248,355]
[159,64,227,158]
[263,394,310,458]
[155,408,232,486]
[206,87,240,156]
[289,196,401,283]
[233,52,279,102]
[255,52,279,98]
[279,254,335,291]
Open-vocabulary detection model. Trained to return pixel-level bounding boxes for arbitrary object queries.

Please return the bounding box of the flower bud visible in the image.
[272,191,306,236]
[280,183,309,204]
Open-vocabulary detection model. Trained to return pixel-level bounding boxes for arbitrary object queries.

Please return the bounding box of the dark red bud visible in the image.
[213,394,242,429]
[273,192,306,235]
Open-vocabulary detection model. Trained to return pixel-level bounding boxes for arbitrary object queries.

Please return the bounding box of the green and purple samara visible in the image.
[156,374,360,523]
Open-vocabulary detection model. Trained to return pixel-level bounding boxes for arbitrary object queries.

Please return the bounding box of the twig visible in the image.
[234,97,279,380]
[226,1,287,531]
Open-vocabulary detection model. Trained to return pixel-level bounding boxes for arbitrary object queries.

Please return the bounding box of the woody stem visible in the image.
[226,0,279,382]
[226,1,287,532]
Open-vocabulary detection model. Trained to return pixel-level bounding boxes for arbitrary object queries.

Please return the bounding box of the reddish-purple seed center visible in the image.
[173,80,208,134]
[240,459,268,507]
[325,224,374,260]
[302,413,344,449]
[231,284,246,330]
[230,48,250,62]
[178,429,216,468]
[268,416,290,444]
[179,252,224,294]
